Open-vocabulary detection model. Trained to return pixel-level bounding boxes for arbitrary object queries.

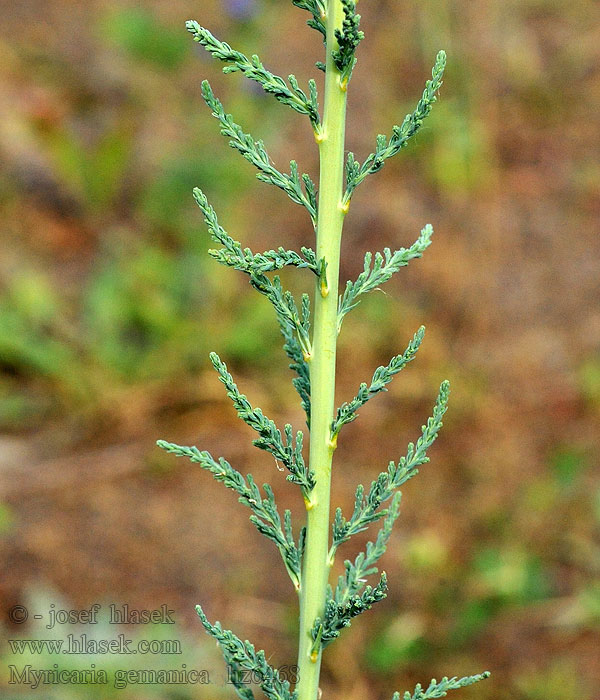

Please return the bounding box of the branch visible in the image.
[193,188,317,275]
[331,326,425,440]
[201,81,318,226]
[312,573,387,650]
[193,188,313,369]
[186,21,320,130]
[331,491,401,599]
[279,293,312,425]
[331,381,450,555]
[196,605,297,700]
[192,188,313,419]
[291,0,327,40]
[210,352,315,496]
[248,273,313,367]
[157,442,302,589]
[344,50,446,202]
[393,673,491,700]
[338,225,433,332]
[332,0,364,85]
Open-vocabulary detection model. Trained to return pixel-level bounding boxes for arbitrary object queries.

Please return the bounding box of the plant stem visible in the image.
[296,2,348,699]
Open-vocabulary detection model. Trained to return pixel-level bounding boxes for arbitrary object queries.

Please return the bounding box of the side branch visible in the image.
[278,294,312,425]
[193,188,312,419]
[331,491,401,597]
[393,672,491,700]
[210,352,315,496]
[193,188,313,356]
[330,380,450,556]
[331,326,425,440]
[338,225,433,331]
[201,82,318,226]
[156,441,303,589]
[193,188,318,275]
[196,605,297,700]
[291,0,327,39]
[311,495,402,651]
[186,21,321,130]
[344,50,446,202]
[311,572,387,650]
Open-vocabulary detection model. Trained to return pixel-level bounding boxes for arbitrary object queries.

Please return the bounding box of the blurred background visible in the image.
[0,0,599,698]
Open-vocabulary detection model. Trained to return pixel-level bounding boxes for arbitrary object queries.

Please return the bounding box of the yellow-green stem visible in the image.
[296,2,348,699]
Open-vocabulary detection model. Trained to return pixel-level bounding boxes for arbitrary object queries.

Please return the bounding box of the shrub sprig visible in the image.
[201,81,318,226]
[331,326,426,440]
[156,442,303,589]
[332,0,364,84]
[186,21,321,130]
[344,50,446,202]
[338,225,433,331]
[196,605,297,700]
[158,8,490,700]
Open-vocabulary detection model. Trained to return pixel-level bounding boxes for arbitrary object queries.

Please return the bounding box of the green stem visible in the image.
[296,2,348,699]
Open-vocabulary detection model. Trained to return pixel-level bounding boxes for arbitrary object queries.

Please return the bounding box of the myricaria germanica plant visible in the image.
[157,2,490,699]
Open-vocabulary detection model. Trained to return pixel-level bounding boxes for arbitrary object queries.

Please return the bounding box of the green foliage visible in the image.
[394,673,491,700]
[209,352,315,496]
[331,381,450,556]
[291,0,327,39]
[344,50,446,203]
[156,441,303,589]
[192,187,313,353]
[157,5,489,700]
[316,489,403,650]
[313,571,387,647]
[332,0,364,83]
[337,226,433,331]
[196,606,296,700]
[201,81,318,225]
[333,492,401,596]
[331,326,425,439]
[192,187,313,419]
[186,21,321,130]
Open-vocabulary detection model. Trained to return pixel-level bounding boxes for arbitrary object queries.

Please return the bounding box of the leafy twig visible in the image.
[338,226,433,331]
[332,0,363,85]
[331,326,425,440]
[332,491,402,597]
[210,352,315,497]
[344,51,446,202]
[312,572,387,649]
[331,381,450,555]
[193,188,317,275]
[291,0,327,40]
[201,81,318,225]
[394,673,491,700]
[196,605,297,700]
[156,441,303,589]
[186,21,321,130]
[192,188,314,396]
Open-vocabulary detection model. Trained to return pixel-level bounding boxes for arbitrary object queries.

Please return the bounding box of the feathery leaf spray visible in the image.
[158,3,490,699]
